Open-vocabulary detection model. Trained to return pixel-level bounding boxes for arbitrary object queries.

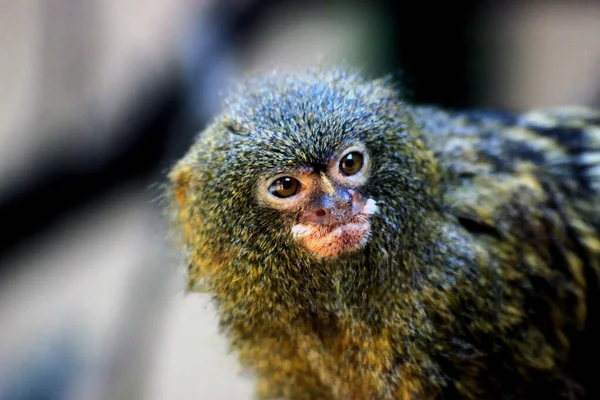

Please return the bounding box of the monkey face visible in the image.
[256,143,379,258]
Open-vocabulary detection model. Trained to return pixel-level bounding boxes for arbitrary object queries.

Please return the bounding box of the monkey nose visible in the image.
[301,189,353,225]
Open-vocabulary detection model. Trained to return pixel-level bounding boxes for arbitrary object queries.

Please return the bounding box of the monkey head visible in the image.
[170,69,441,307]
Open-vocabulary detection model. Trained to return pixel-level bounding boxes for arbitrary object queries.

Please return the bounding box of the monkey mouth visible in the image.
[291,199,378,258]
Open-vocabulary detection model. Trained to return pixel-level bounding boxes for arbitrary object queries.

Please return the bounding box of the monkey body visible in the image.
[170,69,600,399]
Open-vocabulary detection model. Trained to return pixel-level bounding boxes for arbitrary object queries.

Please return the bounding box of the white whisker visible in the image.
[356,214,369,224]
[363,198,379,215]
[292,224,314,238]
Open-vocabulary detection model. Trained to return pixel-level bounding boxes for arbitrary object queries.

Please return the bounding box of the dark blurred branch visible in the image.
[0,75,186,261]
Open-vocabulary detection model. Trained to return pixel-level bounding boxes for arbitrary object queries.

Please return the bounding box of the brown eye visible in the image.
[269,177,300,198]
[339,152,364,176]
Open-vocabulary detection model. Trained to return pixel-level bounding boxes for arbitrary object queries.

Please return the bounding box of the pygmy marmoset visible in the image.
[169,68,600,399]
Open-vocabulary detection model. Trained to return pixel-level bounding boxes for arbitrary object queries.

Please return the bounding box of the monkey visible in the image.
[169,68,600,400]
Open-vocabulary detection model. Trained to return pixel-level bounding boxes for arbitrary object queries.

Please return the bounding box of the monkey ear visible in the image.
[169,162,197,245]
[169,163,194,209]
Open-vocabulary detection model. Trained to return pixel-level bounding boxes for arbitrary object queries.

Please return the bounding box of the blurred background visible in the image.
[0,1,599,399]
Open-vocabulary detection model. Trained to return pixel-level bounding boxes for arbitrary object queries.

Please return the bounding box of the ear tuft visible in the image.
[170,164,194,209]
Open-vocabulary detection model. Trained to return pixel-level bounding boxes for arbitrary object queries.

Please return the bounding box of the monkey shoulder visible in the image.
[407,105,600,230]
[407,105,600,398]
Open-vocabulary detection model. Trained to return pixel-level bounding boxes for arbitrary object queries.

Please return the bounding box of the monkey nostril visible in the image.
[315,209,326,217]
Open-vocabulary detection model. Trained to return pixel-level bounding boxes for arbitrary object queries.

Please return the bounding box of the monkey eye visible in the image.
[339,152,364,176]
[269,176,300,198]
